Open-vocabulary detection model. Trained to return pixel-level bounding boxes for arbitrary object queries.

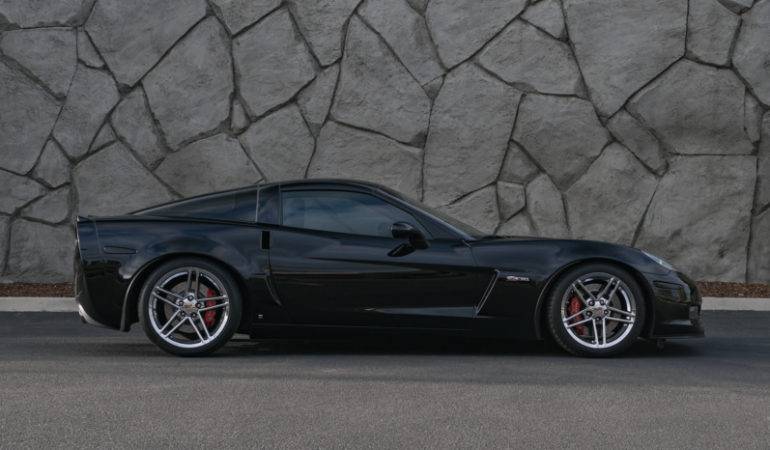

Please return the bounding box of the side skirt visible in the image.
[249,324,470,340]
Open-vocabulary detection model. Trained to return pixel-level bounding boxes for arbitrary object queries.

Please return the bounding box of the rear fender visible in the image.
[83,219,273,332]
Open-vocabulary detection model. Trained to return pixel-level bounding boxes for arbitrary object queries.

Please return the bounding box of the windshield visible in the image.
[378,187,485,240]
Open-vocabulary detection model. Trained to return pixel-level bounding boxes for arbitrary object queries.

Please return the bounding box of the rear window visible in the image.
[135,187,258,223]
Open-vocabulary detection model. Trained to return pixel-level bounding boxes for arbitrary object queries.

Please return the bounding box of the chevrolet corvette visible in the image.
[74,179,704,357]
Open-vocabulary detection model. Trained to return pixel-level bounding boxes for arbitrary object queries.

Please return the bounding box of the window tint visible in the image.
[136,188,257,222]
[282,190,428,238]
[378,186,485,239]
[257,184,280,225]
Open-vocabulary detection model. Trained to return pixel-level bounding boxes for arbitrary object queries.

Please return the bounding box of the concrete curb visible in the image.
[0,297,769,312]
[701,297,770,311]
[0,297,79,312]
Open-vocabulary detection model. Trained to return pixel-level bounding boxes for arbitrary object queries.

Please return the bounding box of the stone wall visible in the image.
[0,0,768,283]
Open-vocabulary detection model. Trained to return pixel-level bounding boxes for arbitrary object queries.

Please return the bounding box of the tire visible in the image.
[547,263,646,358]
[138,257,242,357]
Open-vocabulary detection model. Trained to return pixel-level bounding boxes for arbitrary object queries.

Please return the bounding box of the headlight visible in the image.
[642,251,675,270]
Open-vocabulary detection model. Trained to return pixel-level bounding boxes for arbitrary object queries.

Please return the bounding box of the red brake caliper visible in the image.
[204,288,218,328]
[568,293,585,335]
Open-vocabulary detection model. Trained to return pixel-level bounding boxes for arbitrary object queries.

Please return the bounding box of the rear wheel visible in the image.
[547,263,646,357]
[138,258,242,357]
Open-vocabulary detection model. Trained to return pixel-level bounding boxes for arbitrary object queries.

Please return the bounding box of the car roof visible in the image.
[133,179,389,215]
[262,178,388,191]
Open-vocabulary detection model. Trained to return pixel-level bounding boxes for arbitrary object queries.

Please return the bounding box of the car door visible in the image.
[268,188,481,329]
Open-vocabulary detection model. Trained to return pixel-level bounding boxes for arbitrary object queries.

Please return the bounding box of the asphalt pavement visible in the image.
[1,311,769,449]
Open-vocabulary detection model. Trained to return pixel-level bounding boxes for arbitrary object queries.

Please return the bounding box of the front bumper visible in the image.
[642,270,704,339]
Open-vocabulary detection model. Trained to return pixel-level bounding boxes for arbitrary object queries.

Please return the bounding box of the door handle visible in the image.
[261,230,271,249]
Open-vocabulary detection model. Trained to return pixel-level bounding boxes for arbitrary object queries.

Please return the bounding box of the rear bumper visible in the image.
[642,270,705,339]
[75,221,120,330]
[75,249,118,329]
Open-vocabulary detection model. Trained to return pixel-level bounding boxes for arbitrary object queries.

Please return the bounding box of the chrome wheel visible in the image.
[149,267,231,349]
[560,272,637,349]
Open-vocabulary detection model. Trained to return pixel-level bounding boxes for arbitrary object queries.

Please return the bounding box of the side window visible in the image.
[137,187,258,222]
[282,190,429,238]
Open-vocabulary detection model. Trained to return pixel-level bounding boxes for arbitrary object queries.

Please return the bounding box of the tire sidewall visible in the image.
[138,257,242,357]
[547,263,646,357]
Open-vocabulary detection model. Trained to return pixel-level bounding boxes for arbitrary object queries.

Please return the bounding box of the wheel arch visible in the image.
[534,257,655,340]
[120,252,253,334]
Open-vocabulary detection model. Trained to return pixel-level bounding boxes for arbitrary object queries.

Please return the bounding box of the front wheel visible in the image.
[547,263,646,357]
[139,258,242,357]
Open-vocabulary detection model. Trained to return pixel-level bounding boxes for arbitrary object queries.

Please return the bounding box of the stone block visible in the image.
[238,104,315,182]
[497,181,526,221]
[636,156,756,282]
[359,0,445,85]
[90,123,116,153]
[426,0,527,68]
[0,216,8,273]
[717,0,754,14]
[513,94,610,191]
[686,0,740,67]
[308,122,423,199]
[564,0,687,117]
[5,220,74,283]
[498,142,540,185]
[437,185,500,235]
[748,208,770,283]
[286,0,360,66]
[423,63,520,207]
[755,112,770,211]
[155,134,261,197]
[53,65,120,159]
[733,0,770,106]
[31,140,70,188]
[628,59,753,155]
[423,76,443,100]
[86,0,206,86]
[406,0,430,14]
[210,0,281,34]
[0,61,60,175]
[478,20,583,96]
[0,169,47,214]
[74,142,173,217]
[111,87,165,167]
[745,92,763,144]
[234,8,316,118]
[0,0,95,28]
[526,173,570,238]
[606,109,666,173]
[21,186,69,224]
[521,0,566,40]
[230,100,250,134]
[331,16,431,146]
[297,64,339,135]
[0,28,76,98]
[143,17,233,150]
[564,143,658,245]
[497,212,536,237]
[77,29,104,69]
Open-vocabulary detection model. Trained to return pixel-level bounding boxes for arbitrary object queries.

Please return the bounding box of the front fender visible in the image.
[467,238,668,339]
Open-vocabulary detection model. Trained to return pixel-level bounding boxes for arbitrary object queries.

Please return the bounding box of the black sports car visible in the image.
[75,179,704,357]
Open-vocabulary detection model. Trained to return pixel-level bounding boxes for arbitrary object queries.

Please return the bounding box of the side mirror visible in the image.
[391,221,430,250]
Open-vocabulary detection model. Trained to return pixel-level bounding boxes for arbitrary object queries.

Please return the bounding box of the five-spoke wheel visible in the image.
[548,263,645,357]
[139,258,241,357]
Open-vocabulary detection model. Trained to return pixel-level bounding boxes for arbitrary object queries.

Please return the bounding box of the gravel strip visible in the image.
[0,283,75,298]
[696,282,770,298]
